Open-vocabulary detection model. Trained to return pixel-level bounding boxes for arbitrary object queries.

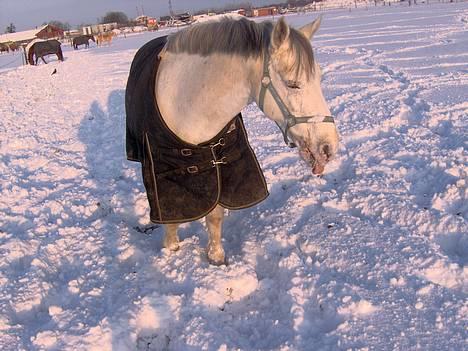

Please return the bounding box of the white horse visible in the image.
[133,16,339,265]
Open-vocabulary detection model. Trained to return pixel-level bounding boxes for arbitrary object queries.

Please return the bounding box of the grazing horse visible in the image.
[8,42,19,52]
[126,17,339,265]
[28,40,64,65]
[72,34,95,49]
[96,32,114,46]
[0,43,9,53]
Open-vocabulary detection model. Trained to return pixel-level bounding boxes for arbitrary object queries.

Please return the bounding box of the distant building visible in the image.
[237,9,247,16]
[0,24,64,46]
[134,15,158,30]
[253,7,278,17]
[159,13,193,27]
[82,22,118,35]
[174,13,193,23]
[135,15,149,25]
[63,29,81,39]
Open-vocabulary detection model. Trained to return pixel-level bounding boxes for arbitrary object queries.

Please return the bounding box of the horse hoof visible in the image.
[163,239,180,252]
[167,243,180,252]
[207,256,227,266]
[207,247,226,266]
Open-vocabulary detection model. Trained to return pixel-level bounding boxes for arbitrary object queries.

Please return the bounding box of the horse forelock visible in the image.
[285,28,315,80]
[165,17,315,78]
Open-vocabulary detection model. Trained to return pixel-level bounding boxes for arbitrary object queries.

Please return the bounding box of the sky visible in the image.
[0,0,277,31]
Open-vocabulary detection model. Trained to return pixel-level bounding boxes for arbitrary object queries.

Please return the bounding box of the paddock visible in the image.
[0,3,466,350]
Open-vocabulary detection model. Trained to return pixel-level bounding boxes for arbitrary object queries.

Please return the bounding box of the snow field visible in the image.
[0,3,467,350]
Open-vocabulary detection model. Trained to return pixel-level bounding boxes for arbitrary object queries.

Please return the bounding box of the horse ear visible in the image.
[271,17,290,52]
[299,16,322,40]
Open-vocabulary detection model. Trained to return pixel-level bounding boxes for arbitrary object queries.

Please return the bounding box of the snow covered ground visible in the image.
[1,3,467,350]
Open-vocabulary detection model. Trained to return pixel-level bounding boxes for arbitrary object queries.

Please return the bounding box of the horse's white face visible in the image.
[262,18,339,175]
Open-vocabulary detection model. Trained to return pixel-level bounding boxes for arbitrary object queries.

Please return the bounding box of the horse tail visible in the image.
[27,44,35,65]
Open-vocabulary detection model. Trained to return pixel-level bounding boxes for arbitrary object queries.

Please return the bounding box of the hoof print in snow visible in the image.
[134,224,160,234]
[136,334,170,351]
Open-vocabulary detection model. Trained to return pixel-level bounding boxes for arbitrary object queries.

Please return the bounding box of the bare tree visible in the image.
[44,20,71,31]
[5,23,16,33]
[101,11,129,25]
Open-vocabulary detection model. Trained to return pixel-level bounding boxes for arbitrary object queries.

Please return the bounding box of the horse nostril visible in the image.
[320,144,331,161]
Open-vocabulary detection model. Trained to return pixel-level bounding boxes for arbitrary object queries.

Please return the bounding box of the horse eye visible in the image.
[286,80,301,89]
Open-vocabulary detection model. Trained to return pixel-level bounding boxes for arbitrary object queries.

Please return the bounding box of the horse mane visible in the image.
[165,16,315,78]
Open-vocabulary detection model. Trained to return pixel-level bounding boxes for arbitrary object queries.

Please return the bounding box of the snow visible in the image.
[0,3,467,350]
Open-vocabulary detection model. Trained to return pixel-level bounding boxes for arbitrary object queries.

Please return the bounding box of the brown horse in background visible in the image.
[0,43,9,53]
[7,42,19,52]
[28,40,64,65]
[72,35,95,49]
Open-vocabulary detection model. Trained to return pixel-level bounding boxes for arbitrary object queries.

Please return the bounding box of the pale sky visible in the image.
[0,0,277,31]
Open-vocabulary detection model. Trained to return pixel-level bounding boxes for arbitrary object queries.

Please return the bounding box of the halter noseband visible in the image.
[258,51,335,148]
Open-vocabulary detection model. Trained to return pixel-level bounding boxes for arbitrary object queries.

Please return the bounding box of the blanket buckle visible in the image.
[181,148,192,156]
[212,157,227,167]
[210,138,225,148]
[186,165,199,174]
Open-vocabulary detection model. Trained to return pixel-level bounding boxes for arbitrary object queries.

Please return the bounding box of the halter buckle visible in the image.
[287,117,296,127]
[261,76,271,87]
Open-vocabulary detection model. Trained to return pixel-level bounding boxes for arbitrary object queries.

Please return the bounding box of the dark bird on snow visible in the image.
[51,69,57,75]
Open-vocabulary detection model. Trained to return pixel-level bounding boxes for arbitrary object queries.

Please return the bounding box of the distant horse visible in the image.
[96,32,115,46]
[72,35,95,49]
[126,17,339,265]
[0,43,9,53]
[28,40,64,65]
[7,42,19,52]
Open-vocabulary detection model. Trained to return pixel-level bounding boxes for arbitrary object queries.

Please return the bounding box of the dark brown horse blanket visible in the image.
[125,36,269,223]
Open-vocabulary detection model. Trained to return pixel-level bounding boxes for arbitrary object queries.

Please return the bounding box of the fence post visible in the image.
[22,45,27,65]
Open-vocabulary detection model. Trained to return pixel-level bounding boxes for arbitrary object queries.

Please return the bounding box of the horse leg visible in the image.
[163,223,180,251]
[206,205,225,265]
[41,56,47,64]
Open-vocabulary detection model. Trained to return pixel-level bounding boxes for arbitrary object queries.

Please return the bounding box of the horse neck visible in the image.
[155,52,261,144]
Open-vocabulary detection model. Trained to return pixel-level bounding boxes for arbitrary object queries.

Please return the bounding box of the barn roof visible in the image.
[0,25,48,44]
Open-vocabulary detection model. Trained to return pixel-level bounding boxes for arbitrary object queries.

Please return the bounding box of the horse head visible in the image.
[258,17,339,175]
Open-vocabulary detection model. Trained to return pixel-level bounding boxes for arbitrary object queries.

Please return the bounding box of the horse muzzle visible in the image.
[299,143,333,175]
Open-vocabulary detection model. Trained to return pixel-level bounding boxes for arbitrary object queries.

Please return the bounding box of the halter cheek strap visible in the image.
[258,52,335,148]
